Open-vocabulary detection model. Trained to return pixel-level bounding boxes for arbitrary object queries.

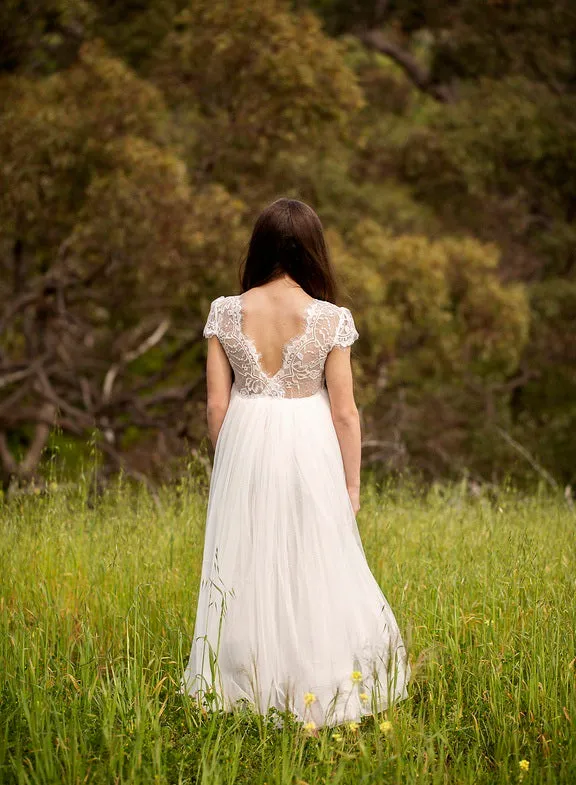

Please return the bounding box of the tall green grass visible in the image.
[1,475,575,784]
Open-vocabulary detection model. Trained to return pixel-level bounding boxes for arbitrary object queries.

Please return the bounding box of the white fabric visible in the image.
[181,294,410,727]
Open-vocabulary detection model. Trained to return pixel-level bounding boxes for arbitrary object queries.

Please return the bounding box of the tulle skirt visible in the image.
[180,383,410,728]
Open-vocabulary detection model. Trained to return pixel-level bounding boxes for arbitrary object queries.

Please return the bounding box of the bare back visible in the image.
[239,286,317,378]
[203,284,358,399]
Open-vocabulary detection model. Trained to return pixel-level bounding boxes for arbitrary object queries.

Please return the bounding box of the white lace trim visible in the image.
[333,307,360,349]
[203,294,358,398]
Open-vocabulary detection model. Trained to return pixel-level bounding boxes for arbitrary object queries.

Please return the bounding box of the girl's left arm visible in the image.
[205,336,233,449]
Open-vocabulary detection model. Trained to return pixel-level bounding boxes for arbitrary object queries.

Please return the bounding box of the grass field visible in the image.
[0,474,575,784]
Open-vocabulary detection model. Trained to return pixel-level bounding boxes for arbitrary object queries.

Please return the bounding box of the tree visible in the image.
[1,0,573,486]
[150,0,364,187]
[308,0,576,103]
[331,223,530,478]
[0,41,246,486]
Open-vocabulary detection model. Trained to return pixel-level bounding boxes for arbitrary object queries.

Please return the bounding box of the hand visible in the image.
[347,486,360,515]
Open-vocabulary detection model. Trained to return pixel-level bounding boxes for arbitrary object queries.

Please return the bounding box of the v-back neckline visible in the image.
[237,294,318,381]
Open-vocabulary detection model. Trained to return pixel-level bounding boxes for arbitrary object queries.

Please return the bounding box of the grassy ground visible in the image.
[0,474,575,784]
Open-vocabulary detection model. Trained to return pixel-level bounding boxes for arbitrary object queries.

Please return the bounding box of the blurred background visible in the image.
[0,0,574,490]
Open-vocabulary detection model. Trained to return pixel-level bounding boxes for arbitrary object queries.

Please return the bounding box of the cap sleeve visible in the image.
[332,306,359,349]
[203,296,224,339]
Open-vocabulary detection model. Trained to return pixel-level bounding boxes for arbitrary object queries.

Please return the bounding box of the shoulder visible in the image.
[203,295,226,338]
[203,294,240,339]
[334,303,359,348]
[214,294,242,307]
[210,294,230,307]
[315,299,354,316]
[315,299,356,322]
[206,294,238,314]
[313,298,342,323]
[313,300,359,349]
[314,298,338,313]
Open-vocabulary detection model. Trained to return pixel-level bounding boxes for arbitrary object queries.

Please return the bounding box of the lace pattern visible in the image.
[203,294,359,399]
[334,307,359,349]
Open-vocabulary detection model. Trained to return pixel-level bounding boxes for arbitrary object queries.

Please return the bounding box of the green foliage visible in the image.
[427,0,576,87]
[150,0,364,187]
[391,77,576,275]
[330,225,531,477]
[514,281,576,482]
[91,0,188,68]
[0,40,169,262]
[0,0,574,483]
[352,71,576,481]
[0,39,249,335]
[311,0,576,90]
[0,0,95,74]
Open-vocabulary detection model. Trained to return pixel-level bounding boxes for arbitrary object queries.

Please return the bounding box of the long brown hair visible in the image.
[239,198,339,303]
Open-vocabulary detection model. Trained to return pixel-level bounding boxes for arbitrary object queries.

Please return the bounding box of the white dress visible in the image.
[181,293,410,728]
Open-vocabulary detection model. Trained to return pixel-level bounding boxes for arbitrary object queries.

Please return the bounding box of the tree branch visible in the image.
[19,403,56,476]
[102,319,171,404]
[494,425,558,490]
[0,432,18,477]
[358,29,455,103]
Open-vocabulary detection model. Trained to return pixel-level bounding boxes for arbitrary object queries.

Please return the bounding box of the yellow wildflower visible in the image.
[351,670,362,683]
[303,721,316,732]
[332,732,343,742]
[379,720,392,734]
[348,721,359,732]
[359,692,369,702]
[519,760,530,772]
[304,692,316,707]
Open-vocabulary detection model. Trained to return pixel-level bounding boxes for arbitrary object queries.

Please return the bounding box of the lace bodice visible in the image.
[203,294,359,398]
